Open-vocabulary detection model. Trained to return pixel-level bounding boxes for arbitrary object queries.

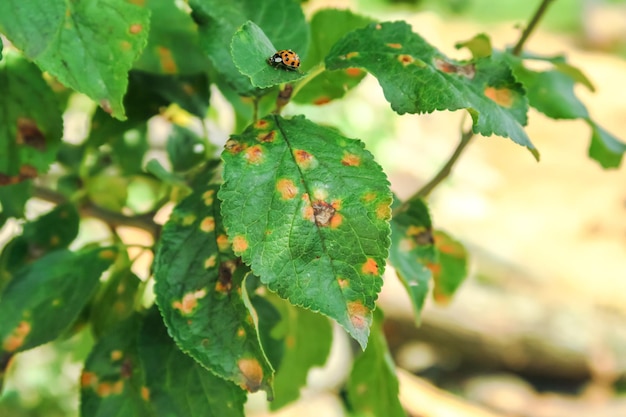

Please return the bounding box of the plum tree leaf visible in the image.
[326,22,537,158]
[347,308,406,417]
[0,52,62,184]
[154,165,274,395]
[0,247,117,355]
[431,230,468,304]
[138,307,246,417]
[0,0,149,120]
[231,21,307,89]
[219,115,392,349]
[189,0,308,96]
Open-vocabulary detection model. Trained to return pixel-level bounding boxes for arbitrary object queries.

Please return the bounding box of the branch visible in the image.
[32,186,160,237]
[512,0,557,56]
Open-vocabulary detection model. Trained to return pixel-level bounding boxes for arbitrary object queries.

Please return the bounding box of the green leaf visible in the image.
[134,0,210,75]
[144,159,187,187]
[189,0,309,96]
[587,121,626,169]
[0,203,80,278]
[231,21,307,89]
[138,306,246,417]
[132,72,210,118]
[80,315,152,417]
[154,165,274,394]
[389,199,436,322]
[347,309,406,417]
[455,33,493,59]
[269,299,332,410]
[294,9,373,105]
[0,37,3,60]
[0,0,150,119]
[0,181,32,226]
[167,125,209,172]
[0,247,117,354]
[87,176,129,212]
[431,230,468,304]
[326,22,537,158]
[219,115,392,349]
[0,51,62,183]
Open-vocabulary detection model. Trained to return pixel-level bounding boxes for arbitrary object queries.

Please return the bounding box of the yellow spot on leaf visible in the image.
[375,24,382,30]
[202,190,215,205]
[341,152,361,166]
[361,258,379,275]
[376,202,391,220]
[276,179,298,200]
[232,236,249,253]
[181,213,196,226]
[2,321,31,352]
[120,40,131,51]
[362,192,376,203]
[345,52,359,59]
[172,289,207,315]
[330,212,343,229]
[217,234,230,252]
[345,68,363,77]
[99,249,117,260]
[347,301,370,331]
[338,277,349,289]
[293,149,316,169]
[484,86,514,108]
[110,350,123,361]
[257,130,276,142]
[81,371,98,388]
[237,358,264,392]
[205,255,217,268]
[200,216,215,232]
[245,145,264,164]
[237,327,246,337]
[387,43,402,49]
[398,54,414,66]
[157,46,177,74]
[254,119,269,129]
[50,235,60,246]
[97,382,113,397]
[141,386,150,401]
[313,96,331,105]
[129,24,143,34]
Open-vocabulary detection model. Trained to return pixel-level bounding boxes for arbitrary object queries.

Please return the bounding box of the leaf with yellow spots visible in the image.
[431,230,468,305]
[0,0,149,119]
[154,165,274,394]
[0,247,117,355]
[325,22,538,159]
[0,52,62,185]
[294,9,373,105]
[138,306,246,417]
[81,315,152,417]
[347,308,406,417]
[389,198,436,323]
[220,115,392,349]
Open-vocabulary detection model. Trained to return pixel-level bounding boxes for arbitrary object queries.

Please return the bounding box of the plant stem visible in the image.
[512,0,556,56]
[33,186,160,237]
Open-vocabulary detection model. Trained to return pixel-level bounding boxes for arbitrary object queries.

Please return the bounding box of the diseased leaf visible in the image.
[294,9,373,105]
[455,33,492,59]
[80,315,152,417]
[347,309,406,417]
[269,298,332,410]
[588,122,626,169]
[326,22,537,158]
[0,247,117,355]
[0,51,62,184]
[138,306,246,417]
[0,0,150,119]
[219,115,392,348]
[189,0,309,96]
[389,199,436,322]
[154,165,274,395]
[231,21,307,89]
[134,0,210,75]
[431,230,468,304]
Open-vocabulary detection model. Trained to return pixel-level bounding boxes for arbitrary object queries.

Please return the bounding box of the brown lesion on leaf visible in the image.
[81,371,98,388]
[96,380,124,397]
[157,46,177,74]
[484,86,514,108]
[237,358,264,392]
[244,145,264,164]
[309,199,343,228]
[257,130,276,143]
[341,152,361,167]
[345,68,363,77]
[216,234,230,252]
[398,54,415,66]
[200,216,215,232]
[434,57,476,79]
[225,138,246,154]
[99,249,117,260]
[2,321,32,352]
[216,259,239,293]
[254,119,270,129]
[361,258,379,275]
[387,43,402,49]
[17,118,46,151]
[232,235,249,253]
[347,301,370,331]
[0,165,39,185]
[172,288,207,315]
[276,178,299,200]
[313,96,331,105]
[205,254,217,268]
[338,277,349,289]
[407,225,435,246]
[202,189,215,205]
[376,202,392,220]
[293,149,316,169]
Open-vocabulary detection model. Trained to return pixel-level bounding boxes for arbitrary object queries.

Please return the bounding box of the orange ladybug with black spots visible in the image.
[268,49,300,71]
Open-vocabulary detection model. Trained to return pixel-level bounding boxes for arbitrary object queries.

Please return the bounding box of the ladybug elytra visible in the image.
[268,49,300,71]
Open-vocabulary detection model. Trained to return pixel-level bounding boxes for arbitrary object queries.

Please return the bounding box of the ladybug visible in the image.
[268,49,300,71]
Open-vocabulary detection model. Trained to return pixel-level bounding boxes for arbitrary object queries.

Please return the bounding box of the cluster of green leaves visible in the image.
[0,0,623,416]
